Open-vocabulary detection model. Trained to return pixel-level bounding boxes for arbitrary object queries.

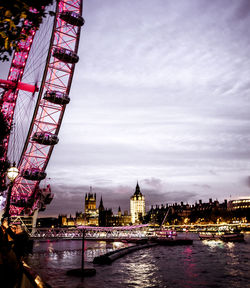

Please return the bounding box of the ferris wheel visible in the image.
[0,0,84,216]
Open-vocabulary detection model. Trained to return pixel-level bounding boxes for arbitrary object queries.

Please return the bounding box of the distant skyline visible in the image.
[2,0,250,216]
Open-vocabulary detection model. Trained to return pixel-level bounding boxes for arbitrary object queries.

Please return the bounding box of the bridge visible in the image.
[19,222,249,240]
[28,224,152,241]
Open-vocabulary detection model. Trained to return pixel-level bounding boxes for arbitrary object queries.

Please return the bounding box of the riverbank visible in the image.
[93,242,158,264]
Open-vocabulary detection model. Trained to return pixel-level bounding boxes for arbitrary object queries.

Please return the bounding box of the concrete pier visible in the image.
[93,243,158,264]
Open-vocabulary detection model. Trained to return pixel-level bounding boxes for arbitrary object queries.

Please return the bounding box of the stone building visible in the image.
[113,207,131,226]
[130,182,145,224]
[85,187,99,226]
[98,198,132,226]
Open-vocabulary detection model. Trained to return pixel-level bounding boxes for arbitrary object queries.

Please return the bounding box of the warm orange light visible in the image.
[7,166,19,182]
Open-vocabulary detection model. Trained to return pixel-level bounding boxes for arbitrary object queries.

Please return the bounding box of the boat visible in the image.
[153,230,193,245]
[199,232,221,240]
[152,209,193,245]
[220,233,244,242]
[199,232,244,242]
[155,237,193,245]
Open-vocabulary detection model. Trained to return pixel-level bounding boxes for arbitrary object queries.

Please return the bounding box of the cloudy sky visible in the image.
[3,0,250,216]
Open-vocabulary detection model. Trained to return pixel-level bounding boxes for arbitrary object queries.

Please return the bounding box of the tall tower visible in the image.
[98,196,105,226]
[85,186,97,217]
[130,182,145,224]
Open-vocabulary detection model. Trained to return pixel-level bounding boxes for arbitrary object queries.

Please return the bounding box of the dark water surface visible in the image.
[26,233,250,288]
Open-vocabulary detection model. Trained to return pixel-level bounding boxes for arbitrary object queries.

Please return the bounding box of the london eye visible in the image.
[0,0,84,216]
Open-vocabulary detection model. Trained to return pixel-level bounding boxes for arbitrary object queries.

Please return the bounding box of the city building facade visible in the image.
[228,199,250,210]
[147,198,250,225]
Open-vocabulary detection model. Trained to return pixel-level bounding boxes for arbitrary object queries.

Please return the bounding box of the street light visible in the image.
[7,166,19,181]
[3,163,19,224]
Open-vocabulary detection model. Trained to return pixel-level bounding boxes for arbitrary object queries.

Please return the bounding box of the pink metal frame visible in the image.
[0,28,36,160]
[30,225,150,239]
[1,0,82,216]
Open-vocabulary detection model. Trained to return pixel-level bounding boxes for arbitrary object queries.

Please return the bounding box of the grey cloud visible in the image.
[209,170,217,176]
[144,190,198,208]
[43,0,250,216]
[242,176,250,188]
[231,0,250,21]
[193,184,211,189]
[142,178,163,190]
[1,0,249,218]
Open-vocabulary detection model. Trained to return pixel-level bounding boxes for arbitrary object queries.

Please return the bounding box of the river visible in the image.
[25,233,250,288]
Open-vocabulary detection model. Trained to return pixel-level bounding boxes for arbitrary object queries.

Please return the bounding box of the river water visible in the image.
[25,233,250,288]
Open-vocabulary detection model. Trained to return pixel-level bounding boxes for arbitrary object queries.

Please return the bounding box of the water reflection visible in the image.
[182,247,198,278]
[224,241,241,277]
[201,239,225,249]
[47,242,55,253]
[226,242,235,249]
[121,250,161,288]
[113,241,125,250]
[31,240,130,263]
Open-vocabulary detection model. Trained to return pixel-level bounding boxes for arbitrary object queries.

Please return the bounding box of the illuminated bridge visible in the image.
[24,223,249,240]
[28,224,152,240]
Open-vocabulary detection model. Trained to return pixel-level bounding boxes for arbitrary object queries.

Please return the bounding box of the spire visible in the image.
[134,181,141,196]
[118,205,122,216]
[88,186,94,198]
[99,195,104,210]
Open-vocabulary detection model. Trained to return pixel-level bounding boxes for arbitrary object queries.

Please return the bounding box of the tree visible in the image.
[0,0,54,61]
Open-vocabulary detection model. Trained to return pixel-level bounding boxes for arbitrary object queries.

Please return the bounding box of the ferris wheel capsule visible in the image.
[21,168,47,181]
[32,132,59,145]
[60,11,85,26]
[11,199,28,207]
[53,47,79,64]
[43,90,70,105]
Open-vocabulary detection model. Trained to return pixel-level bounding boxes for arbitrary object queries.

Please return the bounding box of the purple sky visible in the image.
[2,0,250,216]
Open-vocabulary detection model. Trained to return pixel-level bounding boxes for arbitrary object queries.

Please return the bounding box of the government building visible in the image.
[130,182,146,224]
[84,187,99,225]
[55,184,147,227]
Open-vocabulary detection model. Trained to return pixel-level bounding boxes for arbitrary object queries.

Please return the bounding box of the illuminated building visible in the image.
[98,198,132,226]
[36,217,58,228]
[85,187,96,214]
[58,214,67,226]
[114,208,131,226]
[85,187,99,226]
[130,182,145,224]
[228,199,250,210]
[75,212,87,225]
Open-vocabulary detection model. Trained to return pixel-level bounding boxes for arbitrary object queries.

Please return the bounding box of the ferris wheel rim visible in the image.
[1,0,84,216]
